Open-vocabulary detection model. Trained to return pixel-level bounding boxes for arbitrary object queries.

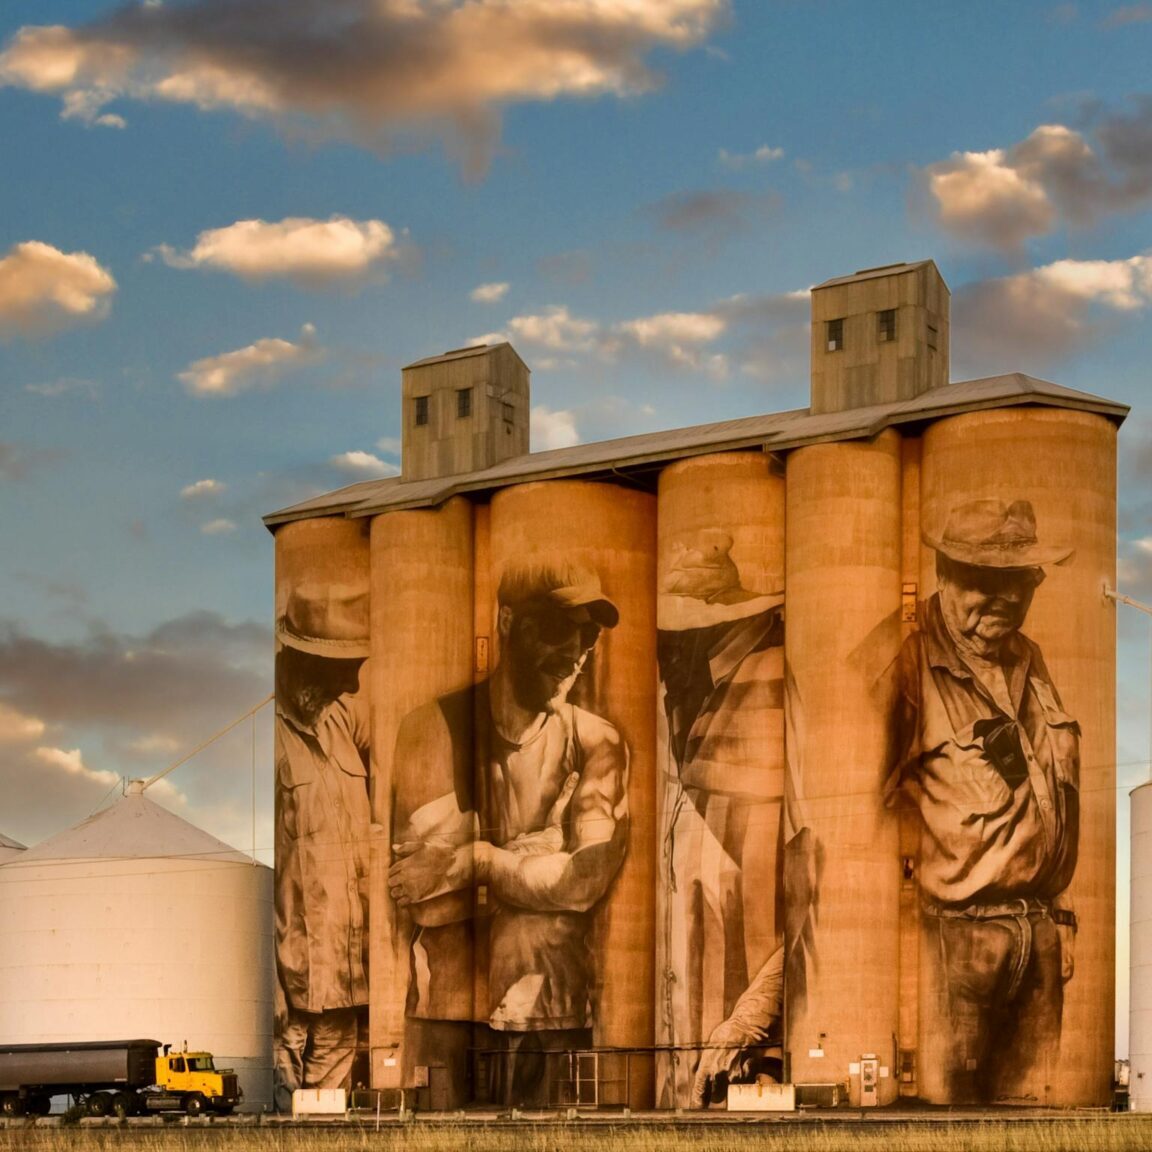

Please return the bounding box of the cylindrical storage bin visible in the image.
[783,429,903,1106]
[654,452,786,1109]
[1131,782,1152,1112]
[916,408,1116,1106]
[0,789,275,1111]
[368,497,475,1108]
[488,479,657,1109]
[272,516,373,1105]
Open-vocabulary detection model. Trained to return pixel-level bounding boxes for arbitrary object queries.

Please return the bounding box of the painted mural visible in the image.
[270,479,1103,1110]
[655,530,785,1108]
[387,561,629,1107]
[885,498,1080,1104]
[273,580,372,1109]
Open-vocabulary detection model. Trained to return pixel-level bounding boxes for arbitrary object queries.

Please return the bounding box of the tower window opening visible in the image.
[827,318,844,352]
[878,309,896,343]
[927,323,938,352]
[457,387,473,419]
[414,395,429,426]
[502,401,514,425]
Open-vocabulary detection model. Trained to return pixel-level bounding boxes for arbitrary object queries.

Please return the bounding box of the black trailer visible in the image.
[0,1039,159,1117]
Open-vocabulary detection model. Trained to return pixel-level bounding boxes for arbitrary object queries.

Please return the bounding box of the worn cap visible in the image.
[923,499,1073,570]
[497,562,619,628]
[277,582,370,658]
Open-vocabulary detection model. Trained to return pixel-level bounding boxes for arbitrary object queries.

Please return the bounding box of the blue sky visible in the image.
[1,0,1150,1051]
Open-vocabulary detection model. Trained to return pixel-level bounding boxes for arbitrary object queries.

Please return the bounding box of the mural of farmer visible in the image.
[885,498,1079,1104]
[274,582,372,1105]
[655,530,786,1108]
[388,561,629,1107]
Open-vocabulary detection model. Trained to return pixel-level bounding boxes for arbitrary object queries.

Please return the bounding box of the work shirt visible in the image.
[886,594,1079,907]
[275,693,371,1014]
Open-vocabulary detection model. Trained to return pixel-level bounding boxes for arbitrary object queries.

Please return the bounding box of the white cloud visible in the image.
[531,406,581,450]
[180,478,226,499]
[497,305,600,353]
[330,451,400,478]
[0,1,728,174]
[178,323,319,396]
[614,310,727,346]
[471,280,510,303]
[375,436,402,457]
[156,216,401,287]
[718,143,783,169]
[0,702,45,743]
[921,103,1152,251]
[925,148,1054,251]
[200,518,238,535]
[953,253,1152,373]
[34,744,120,790]
[24,376,98,398]
[0,240,116,339]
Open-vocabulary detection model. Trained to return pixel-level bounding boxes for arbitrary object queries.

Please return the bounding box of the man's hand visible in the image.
[389,841,459,906]
[690,1018,767,1109]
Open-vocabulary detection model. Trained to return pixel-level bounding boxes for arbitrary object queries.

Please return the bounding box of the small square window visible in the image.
[414,395,429,426]
[457,388,472,419]
[878,309,896,343]
[826,318,844,352]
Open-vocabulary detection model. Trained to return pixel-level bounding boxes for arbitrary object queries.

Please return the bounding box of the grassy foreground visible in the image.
[3,1117,1152,1152]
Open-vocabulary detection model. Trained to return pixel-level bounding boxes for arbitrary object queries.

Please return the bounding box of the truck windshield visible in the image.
[186,1057,215,1071]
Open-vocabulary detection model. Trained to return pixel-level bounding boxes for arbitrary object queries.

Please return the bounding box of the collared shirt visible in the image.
[275,693,371,1013]
[886,594,1079,906]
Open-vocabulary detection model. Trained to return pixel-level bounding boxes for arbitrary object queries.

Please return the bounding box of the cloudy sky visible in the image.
[1,0,1151,1046]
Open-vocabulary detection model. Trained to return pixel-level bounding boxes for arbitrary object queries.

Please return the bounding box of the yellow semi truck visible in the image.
[0,1038,240,1117]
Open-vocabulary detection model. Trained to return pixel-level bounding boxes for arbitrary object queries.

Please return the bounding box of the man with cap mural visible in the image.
[388,561,629,1107]
[885,499,1079,1104]
[274,582,371,1105]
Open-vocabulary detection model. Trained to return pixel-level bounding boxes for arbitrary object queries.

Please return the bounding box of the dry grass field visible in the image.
[3,1116,1152,1152]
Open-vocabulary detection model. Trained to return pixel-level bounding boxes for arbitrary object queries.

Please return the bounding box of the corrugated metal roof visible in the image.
[814,259,938,289]
[263,373,1128,526]
[404,340,525,370]
[12,789,258,865]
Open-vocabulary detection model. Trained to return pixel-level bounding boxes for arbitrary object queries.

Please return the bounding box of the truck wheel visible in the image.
[0,1094,24,1117]
[184,1093,205,1117]
[86,1092,112,1117]
[112,1092,137,1119]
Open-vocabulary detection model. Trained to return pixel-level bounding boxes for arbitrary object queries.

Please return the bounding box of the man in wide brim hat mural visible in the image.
[886,498,1079,1105]
[655,530,786,1108]
[274,582,372,1105]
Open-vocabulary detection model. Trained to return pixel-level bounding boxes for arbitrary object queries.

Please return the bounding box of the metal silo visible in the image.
[0,783,274,1110]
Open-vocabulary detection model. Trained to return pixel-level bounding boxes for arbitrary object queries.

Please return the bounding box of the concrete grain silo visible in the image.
[263,262,1127,1112]
[1130,781,1152,1112]
[0,783,274,1110]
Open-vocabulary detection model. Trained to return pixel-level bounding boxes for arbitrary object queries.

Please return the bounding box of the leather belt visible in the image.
[923,898,1076,929]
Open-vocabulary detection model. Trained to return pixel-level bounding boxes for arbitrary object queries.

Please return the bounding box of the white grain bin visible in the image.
[0,834,24,865]
[1132,781,1152,1112]
[0,781,274,1111]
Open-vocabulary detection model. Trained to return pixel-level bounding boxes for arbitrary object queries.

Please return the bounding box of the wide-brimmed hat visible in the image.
[498,562,619,628]
[923,499,1073,570]
[277,582,370,658]
[659,530,784,630]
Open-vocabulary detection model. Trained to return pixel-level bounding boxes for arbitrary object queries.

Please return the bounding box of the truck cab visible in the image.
[155,1048,240,1114]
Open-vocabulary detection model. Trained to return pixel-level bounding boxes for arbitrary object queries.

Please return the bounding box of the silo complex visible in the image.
[0,785,274,1109]
[264,261,1126,1110]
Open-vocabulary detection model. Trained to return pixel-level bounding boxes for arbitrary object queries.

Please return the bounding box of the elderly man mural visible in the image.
[655,531,786,1109]
[274,583,371,1105]
[886,499,1079,1104]
[388,562,629,1107]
